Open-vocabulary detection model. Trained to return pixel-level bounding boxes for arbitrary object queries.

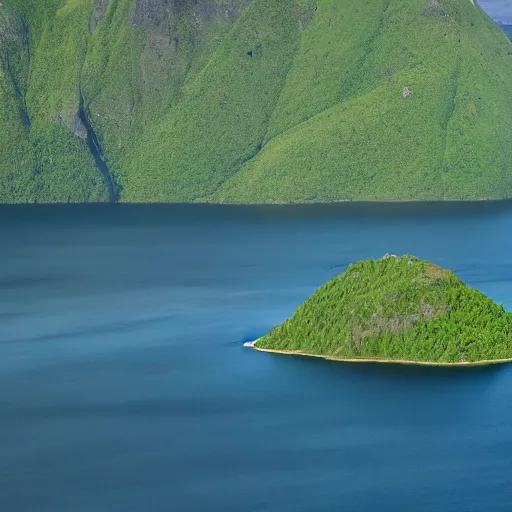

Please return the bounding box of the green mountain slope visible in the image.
[0,2,110,201]
[1,0,512,203]
[255,255,512,365]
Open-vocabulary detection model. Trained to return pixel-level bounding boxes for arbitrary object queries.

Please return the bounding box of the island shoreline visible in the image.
[244,341,512,367]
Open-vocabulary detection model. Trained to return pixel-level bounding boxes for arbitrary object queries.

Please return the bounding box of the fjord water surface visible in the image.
[1,203,512,512]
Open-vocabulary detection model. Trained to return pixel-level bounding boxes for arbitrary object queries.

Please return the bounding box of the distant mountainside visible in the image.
[1,0,512,203]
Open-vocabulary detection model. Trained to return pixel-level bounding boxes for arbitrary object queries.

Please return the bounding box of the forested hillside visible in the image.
[1,0,512,203]
[256,255,512,364]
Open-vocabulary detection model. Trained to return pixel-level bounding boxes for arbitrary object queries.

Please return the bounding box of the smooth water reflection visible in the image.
[1,203,512,512]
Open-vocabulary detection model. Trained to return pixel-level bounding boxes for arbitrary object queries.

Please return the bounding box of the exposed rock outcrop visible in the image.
[89,0,110,34]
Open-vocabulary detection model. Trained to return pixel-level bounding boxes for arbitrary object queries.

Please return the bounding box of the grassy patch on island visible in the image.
[256,255,512,364]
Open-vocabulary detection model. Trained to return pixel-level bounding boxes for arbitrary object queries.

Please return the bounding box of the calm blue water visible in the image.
[1,203,512,512]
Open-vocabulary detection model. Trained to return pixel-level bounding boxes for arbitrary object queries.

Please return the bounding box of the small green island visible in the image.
[247,255,512,366]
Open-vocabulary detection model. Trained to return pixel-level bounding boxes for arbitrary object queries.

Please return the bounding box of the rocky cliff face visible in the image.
[89,0,110,33]
[131,0,250,27]
[1,0,512,203]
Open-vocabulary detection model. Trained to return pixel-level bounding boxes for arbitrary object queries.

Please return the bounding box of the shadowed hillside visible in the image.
[1,0,512,203]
